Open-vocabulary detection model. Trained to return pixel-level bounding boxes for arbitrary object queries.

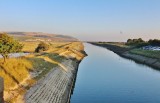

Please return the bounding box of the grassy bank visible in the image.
[0,41,86,102]
[129,49,160,59]
[92,42,160,60]
[90,42,160,70]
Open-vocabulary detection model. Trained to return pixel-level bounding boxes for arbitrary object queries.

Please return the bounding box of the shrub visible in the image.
[35,42,49,53]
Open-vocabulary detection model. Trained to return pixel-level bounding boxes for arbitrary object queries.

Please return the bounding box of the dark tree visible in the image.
[148,39,160,46]
[126,38,145,46]
[35,42,49,53]
[127,39,132,43]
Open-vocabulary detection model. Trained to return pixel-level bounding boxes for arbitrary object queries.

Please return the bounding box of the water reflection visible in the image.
[71,43,160,103]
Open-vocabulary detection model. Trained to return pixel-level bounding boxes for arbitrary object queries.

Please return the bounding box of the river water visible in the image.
[70,43,160,103]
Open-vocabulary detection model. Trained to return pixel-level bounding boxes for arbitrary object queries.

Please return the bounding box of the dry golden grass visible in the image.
[21,42,39,52]
[0,58,33,90]
[21,41,70,53]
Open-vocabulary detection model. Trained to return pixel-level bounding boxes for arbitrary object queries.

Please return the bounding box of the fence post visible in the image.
[0,77,4,103]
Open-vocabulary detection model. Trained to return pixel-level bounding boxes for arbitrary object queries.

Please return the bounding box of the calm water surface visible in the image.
[70,43,160,103]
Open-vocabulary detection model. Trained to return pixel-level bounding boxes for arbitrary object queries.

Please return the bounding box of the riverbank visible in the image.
[90,42,160,70]
[0,42,86,103]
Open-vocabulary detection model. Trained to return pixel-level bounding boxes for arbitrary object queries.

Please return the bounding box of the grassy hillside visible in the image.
[7,32,78,42]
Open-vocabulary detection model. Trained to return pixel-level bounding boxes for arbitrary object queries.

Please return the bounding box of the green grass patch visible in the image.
[43,53,67,63]
[129,49,160,59]
[27,57,58,80]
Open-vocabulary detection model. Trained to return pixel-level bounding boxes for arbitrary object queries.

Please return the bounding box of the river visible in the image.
[70,43,160,103]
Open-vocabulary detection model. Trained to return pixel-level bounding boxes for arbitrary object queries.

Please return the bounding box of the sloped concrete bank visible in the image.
[90,43,160,70]
[25,58,85,103]
[66,59,82,103]
[122,53,160,70]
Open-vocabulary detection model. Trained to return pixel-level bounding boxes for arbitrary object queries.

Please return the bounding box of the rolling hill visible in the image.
[7,32,78,42]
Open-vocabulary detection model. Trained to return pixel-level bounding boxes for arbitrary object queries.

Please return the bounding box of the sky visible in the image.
[0,0,160,41]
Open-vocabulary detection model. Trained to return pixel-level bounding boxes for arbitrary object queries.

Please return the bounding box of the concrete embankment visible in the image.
[122,53,160,70]
[90,43,160,70]
[25,58,84,103]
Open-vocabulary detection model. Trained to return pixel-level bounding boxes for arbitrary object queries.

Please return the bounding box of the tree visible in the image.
[127,39,132,43]
[35,42,49,53]
[148,39,160,46]
[138,38,144,42]
[126,38,145,46]
[0,33,23,63]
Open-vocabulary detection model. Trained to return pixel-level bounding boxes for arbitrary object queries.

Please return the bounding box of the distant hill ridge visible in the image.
[6,32,78,42]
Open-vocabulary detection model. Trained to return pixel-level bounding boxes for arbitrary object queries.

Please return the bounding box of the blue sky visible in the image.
[0,0,160,41]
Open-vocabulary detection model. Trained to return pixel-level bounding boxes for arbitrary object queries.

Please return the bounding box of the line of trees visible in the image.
[126,38,160,46]
[126,38,145,45]
[148,39,160,46]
